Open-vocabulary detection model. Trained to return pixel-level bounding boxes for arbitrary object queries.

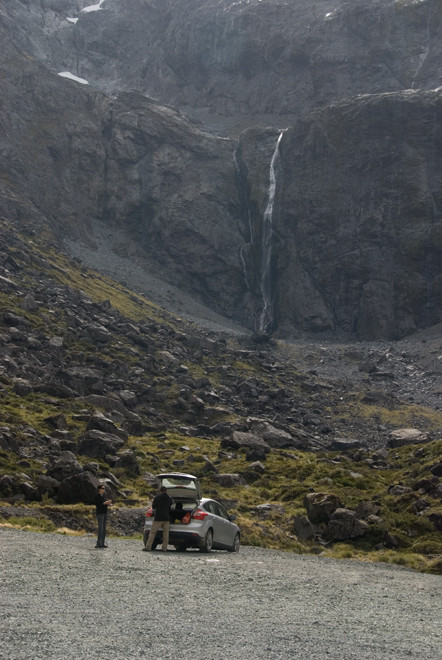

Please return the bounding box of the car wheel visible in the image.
[199,529,213,553]
[174,545,187,552]
[228,533,240,553]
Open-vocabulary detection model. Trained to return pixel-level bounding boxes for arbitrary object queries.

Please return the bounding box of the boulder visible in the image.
[327,508,368,541]
[428,512,442,532]
[83,323,112,343]
[222,431,270,455]
[86,414,128,440]
[245,447,268,462]
[354,501,381,520]
[0,428,20,454]
[3,311,30,327]
[35,475,61,498]
[250,503,285,518]
[113,450,140,475]
[44,413,68,430]
[329,438,363,452]
[12,378,33,396]
[304,493,343,525]
[388,484,413,496]
[387,429,429,448]
[0,474,15,497]
[119,390,138,408]
[122,412,144,435]
[56,471,100,504]
[293,515,316,541]
[249,421,298,449]
[46,451,83,482]
[77,430,125,459]
[20,481,40,501]
[82,394,127,416]
[211,473,247,488]
[247,461,266,474]
[59,367,104,396]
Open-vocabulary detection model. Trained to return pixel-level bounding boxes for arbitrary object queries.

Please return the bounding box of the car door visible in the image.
[209,501,234,548]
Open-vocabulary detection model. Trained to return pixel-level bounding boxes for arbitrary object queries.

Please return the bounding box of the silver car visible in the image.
[143,472,240,553]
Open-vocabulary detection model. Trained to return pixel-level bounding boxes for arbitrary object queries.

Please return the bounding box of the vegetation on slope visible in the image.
[0,219,441,574]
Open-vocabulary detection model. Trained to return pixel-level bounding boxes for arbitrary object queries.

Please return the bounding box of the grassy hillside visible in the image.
[0,218,441,574]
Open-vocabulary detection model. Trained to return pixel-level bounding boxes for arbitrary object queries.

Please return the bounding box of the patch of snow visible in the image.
[58,72,89,85]
[81,0,105,12]
[66,17,78,24]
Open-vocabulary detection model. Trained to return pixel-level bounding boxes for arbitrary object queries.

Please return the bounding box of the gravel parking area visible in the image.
[1,529,441,660]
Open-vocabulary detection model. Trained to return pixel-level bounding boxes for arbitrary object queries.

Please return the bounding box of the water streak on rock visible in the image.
[259,130,284,332]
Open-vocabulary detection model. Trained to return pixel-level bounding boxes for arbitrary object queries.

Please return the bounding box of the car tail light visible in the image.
[191,508,209,521]
[146,508,154,518]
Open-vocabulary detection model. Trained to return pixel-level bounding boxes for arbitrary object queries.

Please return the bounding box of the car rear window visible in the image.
[160,476,198,492]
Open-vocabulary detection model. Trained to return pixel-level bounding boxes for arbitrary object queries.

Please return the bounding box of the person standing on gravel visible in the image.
[143,486,173,552]
[94,484,112,548]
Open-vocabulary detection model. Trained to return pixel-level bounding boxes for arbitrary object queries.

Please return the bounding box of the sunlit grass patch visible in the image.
[0,517,57,533]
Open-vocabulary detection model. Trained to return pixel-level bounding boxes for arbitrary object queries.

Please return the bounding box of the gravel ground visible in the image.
[1,529,441,660]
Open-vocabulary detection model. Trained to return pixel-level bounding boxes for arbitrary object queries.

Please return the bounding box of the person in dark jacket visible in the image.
[144,486,173,551]
[94,484,112,548]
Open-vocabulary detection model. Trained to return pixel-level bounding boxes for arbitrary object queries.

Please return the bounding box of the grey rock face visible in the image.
[8,0,442,134]
[2,0,442,339]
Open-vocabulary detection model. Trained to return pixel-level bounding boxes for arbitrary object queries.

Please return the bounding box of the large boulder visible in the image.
[327,508,369,541]
[249,421,299,449]
[35,476,61,499]
[58,367,104,396]
[0,428,20,454]
[46,451,83,482]
[211,473,247,488]
[293,515,316,541]
[86,414,128,441]
[56,471,100,504]
[77,430,125,459]
[304,493,343,525]
[387,428,429,448]
[113,450,140,475]
[221,431,270,455]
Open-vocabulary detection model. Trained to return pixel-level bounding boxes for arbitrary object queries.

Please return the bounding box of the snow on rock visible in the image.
[81,1,105,12]
[58,72,89,85]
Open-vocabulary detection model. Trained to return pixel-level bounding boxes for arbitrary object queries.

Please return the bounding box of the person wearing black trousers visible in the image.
[94,484,112,548]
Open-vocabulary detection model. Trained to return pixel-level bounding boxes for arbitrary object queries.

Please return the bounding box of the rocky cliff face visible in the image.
[1,0,442,339]
[5,0,442,134]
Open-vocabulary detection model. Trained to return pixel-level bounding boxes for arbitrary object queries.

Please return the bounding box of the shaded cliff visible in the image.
[1,0,442,339]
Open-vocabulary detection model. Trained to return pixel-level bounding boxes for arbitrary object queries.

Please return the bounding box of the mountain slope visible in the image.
[0,218,441,571]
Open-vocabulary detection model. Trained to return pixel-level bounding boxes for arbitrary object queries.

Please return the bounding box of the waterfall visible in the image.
[259,130,284,332]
